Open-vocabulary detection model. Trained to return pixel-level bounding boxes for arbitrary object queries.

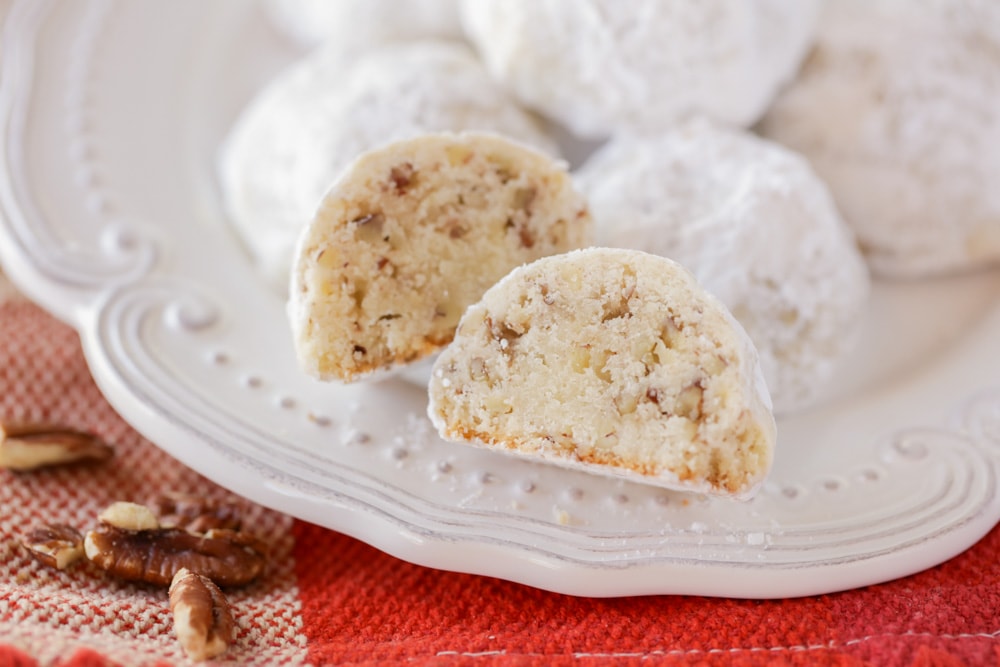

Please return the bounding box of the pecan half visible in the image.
[148,493,242,534]
[22,524,84,569]
[84,524,267,587]
[169,568,234,662]
[0,422,113,471]
[98,501,160,531]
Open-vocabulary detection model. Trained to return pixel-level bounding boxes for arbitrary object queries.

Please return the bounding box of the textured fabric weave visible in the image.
[2,279,1000,666]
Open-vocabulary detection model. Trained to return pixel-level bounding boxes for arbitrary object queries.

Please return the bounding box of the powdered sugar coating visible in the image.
[263,0,462,50]
[460,0,821,139]
[759,0,1000,277]
[575,120,870,414]
[219,41,557,289]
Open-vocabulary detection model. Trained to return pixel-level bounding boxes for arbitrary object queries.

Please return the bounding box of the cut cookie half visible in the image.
[290,132,593,382]
[219,41,558,290]
[428,248,776,498]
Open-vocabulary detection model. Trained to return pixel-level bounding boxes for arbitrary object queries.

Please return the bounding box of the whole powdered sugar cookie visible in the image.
[575,120,871,414]
[290,132,592,383]
[219,41,557,289]
[428,248,776,498]
[759,0,1000,277]
[263,0,463,51]
[460,0,821,139]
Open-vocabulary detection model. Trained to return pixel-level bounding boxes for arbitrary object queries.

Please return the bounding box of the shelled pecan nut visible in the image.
[169,567,234,662]
[22,524,85,569]
[0,421,113,471]
[148,492,243,533]
[98,501,160,531]
[84,523,267,587]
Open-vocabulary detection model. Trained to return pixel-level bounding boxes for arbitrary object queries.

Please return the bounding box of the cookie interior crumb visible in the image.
[429,248,776,497]
[291,132,592,381]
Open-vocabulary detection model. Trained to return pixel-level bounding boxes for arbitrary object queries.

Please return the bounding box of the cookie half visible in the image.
[219,41,558,290]
[428,248,776,498]
[290,132,593,382]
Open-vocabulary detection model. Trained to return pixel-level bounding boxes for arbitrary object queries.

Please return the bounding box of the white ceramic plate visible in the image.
[3,0,1000,599]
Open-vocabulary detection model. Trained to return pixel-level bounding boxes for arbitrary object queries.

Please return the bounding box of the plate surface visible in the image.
[2,0,1000,598]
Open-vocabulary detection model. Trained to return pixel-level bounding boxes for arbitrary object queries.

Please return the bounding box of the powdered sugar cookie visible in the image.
[428,248,776,498]
[574,120,870,414]
[759,0,1000,277]
[263,0,462,51]
[219,41,558,289]
[290,132,592,382]
[460,0,821,138]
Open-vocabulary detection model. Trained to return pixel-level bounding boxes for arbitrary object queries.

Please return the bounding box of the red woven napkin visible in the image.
[2,289,1000,666]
